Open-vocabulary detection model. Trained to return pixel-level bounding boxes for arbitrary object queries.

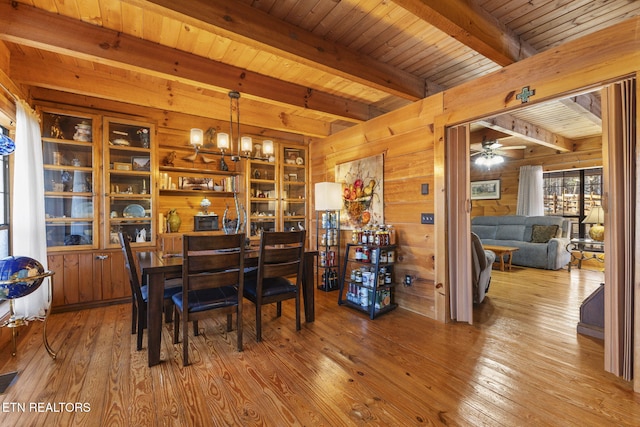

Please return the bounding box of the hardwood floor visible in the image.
[0,266,638,426]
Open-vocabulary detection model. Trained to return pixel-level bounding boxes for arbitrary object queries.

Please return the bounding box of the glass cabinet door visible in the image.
[281,146,306,232]
[104,117,154,247]
[248,159,277,238]
[41,110,98,250]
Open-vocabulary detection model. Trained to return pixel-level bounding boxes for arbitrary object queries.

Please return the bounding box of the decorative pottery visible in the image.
[0,256,46,300]
[167,209,181,232]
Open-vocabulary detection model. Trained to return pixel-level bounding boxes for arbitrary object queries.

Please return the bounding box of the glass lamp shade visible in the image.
[217,132,230,151]
[262,140,274,155]
[190,128,204,148]
[315,182,343,211]
[240,136,253,153]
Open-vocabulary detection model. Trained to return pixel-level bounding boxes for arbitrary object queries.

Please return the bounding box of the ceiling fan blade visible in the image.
[470,143,483,152]
[470,151,482,157]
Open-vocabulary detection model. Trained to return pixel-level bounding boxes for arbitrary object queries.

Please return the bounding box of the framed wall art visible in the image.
[335,154,384,229]
[471,179,501,200]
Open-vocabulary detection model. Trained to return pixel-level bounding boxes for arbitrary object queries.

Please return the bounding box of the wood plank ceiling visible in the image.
[1,0,638,147]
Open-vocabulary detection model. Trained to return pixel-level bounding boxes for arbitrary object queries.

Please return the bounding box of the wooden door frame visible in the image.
[431,18,640,389]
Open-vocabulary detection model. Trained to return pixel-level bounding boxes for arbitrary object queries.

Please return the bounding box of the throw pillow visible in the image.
[531,224,559,243]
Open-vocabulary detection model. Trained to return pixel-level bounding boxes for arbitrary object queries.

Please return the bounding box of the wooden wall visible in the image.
[470,137,603,216]
[310,95,443,319]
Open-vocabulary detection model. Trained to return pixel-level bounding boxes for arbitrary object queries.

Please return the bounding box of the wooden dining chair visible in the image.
[119,232,182,350]
[243,230,305,342]
[173,233,245,366]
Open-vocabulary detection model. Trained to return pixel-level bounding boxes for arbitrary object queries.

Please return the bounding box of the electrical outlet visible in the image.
[404,275,412,286]
[421,213,434,224]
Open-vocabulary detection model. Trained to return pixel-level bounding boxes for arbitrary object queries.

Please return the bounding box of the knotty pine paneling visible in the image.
[470,143,603,217]
[310,96,442,319]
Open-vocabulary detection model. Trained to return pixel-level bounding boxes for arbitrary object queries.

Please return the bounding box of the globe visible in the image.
[0,256,46,300]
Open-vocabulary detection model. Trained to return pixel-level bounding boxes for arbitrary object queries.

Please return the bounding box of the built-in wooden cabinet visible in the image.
[40,107,155,310]
[247,144,307,239]
[103,116,155,248]
[41,109,100,251]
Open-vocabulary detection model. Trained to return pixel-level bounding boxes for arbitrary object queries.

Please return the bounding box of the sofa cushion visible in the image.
[531,224,559,243]
[495,225,525,241]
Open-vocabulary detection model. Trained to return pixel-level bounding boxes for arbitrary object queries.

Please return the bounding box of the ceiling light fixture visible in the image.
[474,151,504,167]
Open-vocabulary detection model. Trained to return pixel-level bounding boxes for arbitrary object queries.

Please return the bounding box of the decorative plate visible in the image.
[123,204,145,218]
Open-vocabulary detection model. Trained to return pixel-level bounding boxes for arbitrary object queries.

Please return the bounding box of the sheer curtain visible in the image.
[12,100,49,319]
[516,165,544,216]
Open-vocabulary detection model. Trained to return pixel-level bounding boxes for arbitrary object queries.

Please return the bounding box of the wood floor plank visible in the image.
[0,266,639,426]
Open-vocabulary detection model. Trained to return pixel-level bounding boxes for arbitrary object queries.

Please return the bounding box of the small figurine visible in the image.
[163,151,176,166]
[50,116,64,139]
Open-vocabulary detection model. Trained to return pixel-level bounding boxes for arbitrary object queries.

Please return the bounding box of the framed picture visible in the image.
[471,179,501,200]
[179,177,212,190]
[335,154,384,229]
[284,148,302,165]
[132,157,151,171]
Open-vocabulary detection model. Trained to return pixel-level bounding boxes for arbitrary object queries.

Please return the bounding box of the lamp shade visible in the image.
[240,136,253,153]
[216,132,230,150]
[190,128,203,147]
[315,182,343,211]
[582,205,604,224]
[262,140,274,155]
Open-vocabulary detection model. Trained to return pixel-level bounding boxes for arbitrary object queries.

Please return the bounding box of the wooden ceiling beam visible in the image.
[135,0,426,100]
[393,0,537,66]
[559,94,602,127]
[11,56,330,137]
[0,1,369,124]
[477,114,574,152]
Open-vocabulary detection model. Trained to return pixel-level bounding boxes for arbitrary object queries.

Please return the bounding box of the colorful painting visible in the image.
[335,154,384,229]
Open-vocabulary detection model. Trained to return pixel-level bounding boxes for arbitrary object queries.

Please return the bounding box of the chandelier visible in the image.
[189,91,274,170]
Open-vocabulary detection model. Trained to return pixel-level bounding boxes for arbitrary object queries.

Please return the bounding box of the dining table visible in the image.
[137,247,317,367]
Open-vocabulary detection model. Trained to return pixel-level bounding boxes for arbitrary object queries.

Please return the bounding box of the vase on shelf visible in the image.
[167,209,181,233]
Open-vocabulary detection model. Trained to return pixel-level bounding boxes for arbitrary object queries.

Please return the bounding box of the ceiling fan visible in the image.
[470,139,527,167]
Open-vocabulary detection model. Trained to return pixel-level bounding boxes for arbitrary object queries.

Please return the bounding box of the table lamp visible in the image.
[582,205,604,241]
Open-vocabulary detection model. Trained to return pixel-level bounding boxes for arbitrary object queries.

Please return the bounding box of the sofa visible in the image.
[471,215,572,270]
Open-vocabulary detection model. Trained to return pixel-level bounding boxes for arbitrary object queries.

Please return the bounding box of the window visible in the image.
[543,167,602,238]
[0,126,10,257]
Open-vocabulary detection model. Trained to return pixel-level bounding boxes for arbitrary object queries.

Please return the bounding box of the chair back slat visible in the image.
[257,231,305,281]
[187,251,242,274]
[183,233,245,293]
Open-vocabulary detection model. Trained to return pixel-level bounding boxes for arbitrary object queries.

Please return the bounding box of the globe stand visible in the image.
[0,270,57,359]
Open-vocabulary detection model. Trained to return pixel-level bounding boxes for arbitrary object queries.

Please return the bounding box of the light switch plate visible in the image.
[421,183,429,195]
[421,213,434,224]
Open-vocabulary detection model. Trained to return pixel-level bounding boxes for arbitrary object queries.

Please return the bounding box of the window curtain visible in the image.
[516,165,544,216]
[602,79,635,381]
[12,100,49,319]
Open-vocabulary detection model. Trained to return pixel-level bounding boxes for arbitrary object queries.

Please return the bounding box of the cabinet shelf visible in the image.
[45,218,93,223]
[159,189,234,196]
[45,191,93,197]
[42,137,93,147]
[159,166,236,176]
